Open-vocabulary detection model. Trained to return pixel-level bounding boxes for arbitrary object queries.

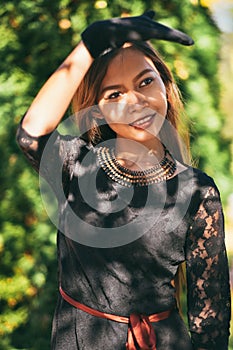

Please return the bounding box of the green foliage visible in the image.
[0,0,231,349]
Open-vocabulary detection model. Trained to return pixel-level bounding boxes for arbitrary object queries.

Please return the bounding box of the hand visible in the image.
[81,10,194,58]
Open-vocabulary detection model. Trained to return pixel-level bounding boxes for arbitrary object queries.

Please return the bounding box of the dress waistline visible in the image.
[59,285,173,350]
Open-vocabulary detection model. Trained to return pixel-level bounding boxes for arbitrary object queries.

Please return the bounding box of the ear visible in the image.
[92,106,104,119]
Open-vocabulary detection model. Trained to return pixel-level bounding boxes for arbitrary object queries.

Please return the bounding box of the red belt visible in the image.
[59,285,172,350]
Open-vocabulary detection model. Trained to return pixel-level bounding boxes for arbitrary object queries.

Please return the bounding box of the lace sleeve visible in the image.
[185,184,231,350]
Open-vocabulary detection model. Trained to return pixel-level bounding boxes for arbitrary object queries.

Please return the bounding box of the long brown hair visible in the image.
[72,41,190,309]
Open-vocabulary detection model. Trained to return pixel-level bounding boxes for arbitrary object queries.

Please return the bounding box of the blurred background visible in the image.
[0,0,232,349]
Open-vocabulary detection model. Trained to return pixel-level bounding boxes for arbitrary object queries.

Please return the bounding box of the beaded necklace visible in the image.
[97,146,177,187]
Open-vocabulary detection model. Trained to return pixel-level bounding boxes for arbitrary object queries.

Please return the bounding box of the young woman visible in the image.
[16,11,230,350]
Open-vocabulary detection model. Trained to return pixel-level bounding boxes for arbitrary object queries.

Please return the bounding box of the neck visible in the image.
[115,137,165,170]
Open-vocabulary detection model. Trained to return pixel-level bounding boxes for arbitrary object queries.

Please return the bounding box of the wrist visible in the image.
[69,41,94,70]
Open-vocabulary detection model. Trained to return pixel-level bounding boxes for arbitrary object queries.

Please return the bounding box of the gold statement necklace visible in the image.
[97,146,177,187]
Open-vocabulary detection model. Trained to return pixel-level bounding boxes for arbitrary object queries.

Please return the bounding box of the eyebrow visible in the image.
[100,68,155,95]
[133,68,155,84]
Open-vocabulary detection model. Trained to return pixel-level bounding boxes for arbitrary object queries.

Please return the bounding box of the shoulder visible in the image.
[16,120,93,175]
[175,162,219,194]
[177,161,218,189]
[185,166,222,217]
[191,167,220,198]
[191,167,217,189]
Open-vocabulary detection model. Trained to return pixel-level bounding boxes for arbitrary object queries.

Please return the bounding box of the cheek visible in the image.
[149,90,168,116]
[161,94,168,114]
[98,99,129,124]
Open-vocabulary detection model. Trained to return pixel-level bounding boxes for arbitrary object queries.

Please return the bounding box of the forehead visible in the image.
[102,47,157,83]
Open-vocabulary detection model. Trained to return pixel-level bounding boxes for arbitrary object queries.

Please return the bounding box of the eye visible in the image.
[106,91,121,100]
[140,77,154,87]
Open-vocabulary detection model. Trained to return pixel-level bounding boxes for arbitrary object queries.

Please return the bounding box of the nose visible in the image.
[127,90,148,113]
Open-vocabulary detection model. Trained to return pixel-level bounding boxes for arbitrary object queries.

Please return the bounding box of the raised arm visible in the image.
[22,41,93,137]
[21,11,193,137]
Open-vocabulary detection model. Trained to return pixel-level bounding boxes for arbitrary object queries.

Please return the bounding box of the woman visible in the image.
[16,11,231,350]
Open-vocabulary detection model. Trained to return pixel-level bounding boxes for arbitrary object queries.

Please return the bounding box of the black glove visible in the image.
[81,10,194,58]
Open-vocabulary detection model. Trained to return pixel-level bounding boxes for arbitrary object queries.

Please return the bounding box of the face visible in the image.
[97,47,168,145]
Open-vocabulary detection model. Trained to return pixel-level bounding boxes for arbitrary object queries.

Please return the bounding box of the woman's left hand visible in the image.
[81,10,194,58]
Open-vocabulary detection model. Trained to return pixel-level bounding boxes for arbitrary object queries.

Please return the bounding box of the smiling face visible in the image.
[97,46,168,145]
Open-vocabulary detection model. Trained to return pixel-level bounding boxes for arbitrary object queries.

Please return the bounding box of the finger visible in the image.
[143,10,155,19]
[150,21,194,46]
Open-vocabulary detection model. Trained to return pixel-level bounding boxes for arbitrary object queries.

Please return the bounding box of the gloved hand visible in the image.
[81,10,194,58]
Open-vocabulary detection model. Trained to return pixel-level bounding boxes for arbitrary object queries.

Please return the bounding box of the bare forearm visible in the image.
[22,41,93,136]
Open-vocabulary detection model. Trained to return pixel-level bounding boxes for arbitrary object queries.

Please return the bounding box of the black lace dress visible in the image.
[16,124,231,350]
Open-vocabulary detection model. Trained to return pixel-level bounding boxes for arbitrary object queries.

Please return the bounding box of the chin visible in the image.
[120,132,157,144]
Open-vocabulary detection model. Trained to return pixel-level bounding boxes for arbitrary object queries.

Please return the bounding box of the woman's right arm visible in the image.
[21,11,194,138]
[22,41,93,137]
